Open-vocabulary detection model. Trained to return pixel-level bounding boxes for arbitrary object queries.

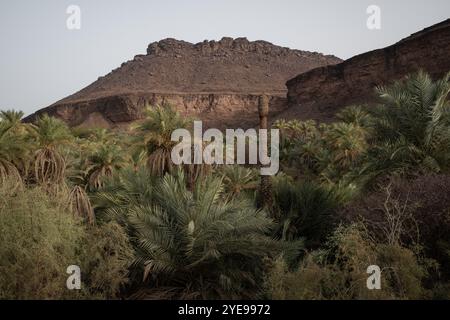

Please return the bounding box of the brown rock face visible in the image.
[281,19,450,122]
[25,37,341,129]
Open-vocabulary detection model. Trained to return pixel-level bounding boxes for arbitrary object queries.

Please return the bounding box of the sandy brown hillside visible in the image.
[25,37,341,129]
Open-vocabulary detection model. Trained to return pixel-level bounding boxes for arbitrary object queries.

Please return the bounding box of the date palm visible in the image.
[97,169,292,299]
[30,115,72,189]
[0,110,29,135]
[133,105,208,186]
[368,70,450,174]
[0,123,24,185]
[0,110,33,179]
[86,144,127,190]
[326,122,368,170]
[258,95,274,214]
[337,105,373,128]
[133,105,190,175]
[273,176,338,248]
[69,185,95,225]
[220,165,259,199]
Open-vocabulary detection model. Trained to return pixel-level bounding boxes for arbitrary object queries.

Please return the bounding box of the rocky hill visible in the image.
[279,19,450,122]
[25,37,341,129]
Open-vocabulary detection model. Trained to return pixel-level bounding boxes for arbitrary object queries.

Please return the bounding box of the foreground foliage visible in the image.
[0,180,133,299]
[0,71,449,299]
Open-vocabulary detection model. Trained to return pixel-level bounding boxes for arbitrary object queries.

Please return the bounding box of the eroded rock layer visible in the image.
[281,19,450,122]
[25,37,341,129]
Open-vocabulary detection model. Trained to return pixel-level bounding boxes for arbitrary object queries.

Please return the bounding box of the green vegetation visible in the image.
[0,70,449,299]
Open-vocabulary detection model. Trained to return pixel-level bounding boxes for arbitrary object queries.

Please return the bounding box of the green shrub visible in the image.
[0,179,133,299]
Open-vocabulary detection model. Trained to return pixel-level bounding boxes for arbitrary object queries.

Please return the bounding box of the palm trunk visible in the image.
[258,95,275,217]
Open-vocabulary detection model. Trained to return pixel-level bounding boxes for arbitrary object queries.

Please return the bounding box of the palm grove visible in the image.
[1,71,450,299]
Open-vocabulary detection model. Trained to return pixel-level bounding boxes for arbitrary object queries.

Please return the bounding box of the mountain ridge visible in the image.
[25,37,341,129]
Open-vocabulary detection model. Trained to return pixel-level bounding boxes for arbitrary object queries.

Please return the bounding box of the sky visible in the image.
[0,0,449,116]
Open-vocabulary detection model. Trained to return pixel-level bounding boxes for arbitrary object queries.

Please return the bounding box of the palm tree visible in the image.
[274,119,323,178]
[129,149,147,172]
[0,122,24,185]
[326,122,368,170]
[273,176,338,248]
[93,166,156,223]
[0,110,28,135]
[86,144,127,190]
[88,128,115,144]
[69,185,95,225]
[133,105,190,176]
[30,115,72,189]
[133,105,209,187]
[258,95,274,214]
[337,105,373,128]
[220,165,259,199]
[0,110,33,180]
[97,169,292,299]
[368,70,450,174]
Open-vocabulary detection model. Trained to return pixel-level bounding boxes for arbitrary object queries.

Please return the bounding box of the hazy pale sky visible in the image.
[0,0,449,115]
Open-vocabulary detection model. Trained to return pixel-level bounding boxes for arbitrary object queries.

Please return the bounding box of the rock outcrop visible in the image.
[25,37,341,129]
[281,19,450,122]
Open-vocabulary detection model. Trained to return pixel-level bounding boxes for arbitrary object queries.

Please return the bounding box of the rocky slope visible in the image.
[25,37,341,129]
[280,19,450,122]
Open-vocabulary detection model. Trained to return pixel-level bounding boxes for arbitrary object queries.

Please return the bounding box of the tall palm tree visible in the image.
[30,115,72,189]
[133,105,209,187]
[133,105,190,176]
[258,95,274,214]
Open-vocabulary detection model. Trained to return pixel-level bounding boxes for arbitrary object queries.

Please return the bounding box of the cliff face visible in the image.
[281,19,450,122]
[33,92,288,130]
[25,37,341,129]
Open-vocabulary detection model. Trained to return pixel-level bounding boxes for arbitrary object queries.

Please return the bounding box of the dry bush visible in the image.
[340,174,450,279]
[0,179,133,299]
[0,180,83,299]
[79,222,134,299]
[265,224,427,300]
